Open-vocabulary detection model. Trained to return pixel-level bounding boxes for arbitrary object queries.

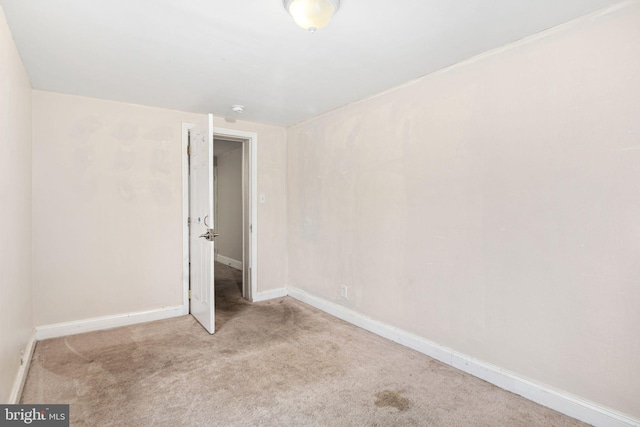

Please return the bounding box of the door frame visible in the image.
[182,123,258,315]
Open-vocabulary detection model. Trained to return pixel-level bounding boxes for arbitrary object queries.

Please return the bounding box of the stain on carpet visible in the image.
[281,303,294,323]
[374,390,412,411]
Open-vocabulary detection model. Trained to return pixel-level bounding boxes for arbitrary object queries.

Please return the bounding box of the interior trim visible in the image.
[252,287,288,303]
[215,254,243,271]
[9,331,36,404]
[34,306,184,341]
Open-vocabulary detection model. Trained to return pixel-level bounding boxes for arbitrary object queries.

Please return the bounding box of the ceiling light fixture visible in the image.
[283,0,340,32]
[231,105,244,114]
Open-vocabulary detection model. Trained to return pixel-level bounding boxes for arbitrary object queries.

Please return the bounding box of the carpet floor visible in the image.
[21,263,587,426]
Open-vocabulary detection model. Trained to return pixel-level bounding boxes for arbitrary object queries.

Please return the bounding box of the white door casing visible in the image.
[182,124,258,317]
[189,114,215,334]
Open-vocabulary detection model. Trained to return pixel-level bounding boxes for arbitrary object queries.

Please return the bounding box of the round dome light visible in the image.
[284,0,340,32]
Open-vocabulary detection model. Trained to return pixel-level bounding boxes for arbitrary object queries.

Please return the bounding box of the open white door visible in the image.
[189,114,215,334]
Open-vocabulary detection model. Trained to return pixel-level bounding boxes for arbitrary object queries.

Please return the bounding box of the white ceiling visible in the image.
[0,0,622,126]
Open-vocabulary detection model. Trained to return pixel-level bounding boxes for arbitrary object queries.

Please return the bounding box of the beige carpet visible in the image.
[21,263,587,426]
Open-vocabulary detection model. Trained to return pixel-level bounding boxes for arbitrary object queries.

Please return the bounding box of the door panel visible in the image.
[189,114,215,334]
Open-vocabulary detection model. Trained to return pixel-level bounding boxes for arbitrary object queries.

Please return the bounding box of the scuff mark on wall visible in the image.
[617,145,640,151]
[113,146,136,171]
[68,116,102,139]
[149,180,173,206]
[111,122,139,143]
[117,178,136,203]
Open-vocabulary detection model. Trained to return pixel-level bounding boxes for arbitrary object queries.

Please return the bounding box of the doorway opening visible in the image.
[181,123,258,321]
[213,139,244,272]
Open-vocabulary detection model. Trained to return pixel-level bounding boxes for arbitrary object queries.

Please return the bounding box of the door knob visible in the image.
[199,229,219,241]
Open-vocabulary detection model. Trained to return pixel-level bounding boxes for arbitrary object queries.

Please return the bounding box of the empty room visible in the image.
[1,0,638,426]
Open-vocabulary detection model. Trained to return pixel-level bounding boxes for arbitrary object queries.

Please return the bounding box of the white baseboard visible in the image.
[35,306,184,340]
[287,287,639,427]
[216,254,243,271]
[252,287,288,302]
[9,331,37,404]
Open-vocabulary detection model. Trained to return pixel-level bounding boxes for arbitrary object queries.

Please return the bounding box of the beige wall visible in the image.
[32,92,288,326]
[287,2,640,419]
[216,146,243,263]
[0,7,33,402]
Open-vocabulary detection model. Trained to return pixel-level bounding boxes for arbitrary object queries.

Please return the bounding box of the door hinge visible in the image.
[187,145,191,156]
[188,290,192,299]
[188,217,191,226]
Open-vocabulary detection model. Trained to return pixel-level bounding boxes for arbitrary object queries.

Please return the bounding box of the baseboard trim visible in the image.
[252,287,288,302]
[216,254,243,271]
[9,331,37,404]
[35,306,184,340]
[287,287,639,427]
